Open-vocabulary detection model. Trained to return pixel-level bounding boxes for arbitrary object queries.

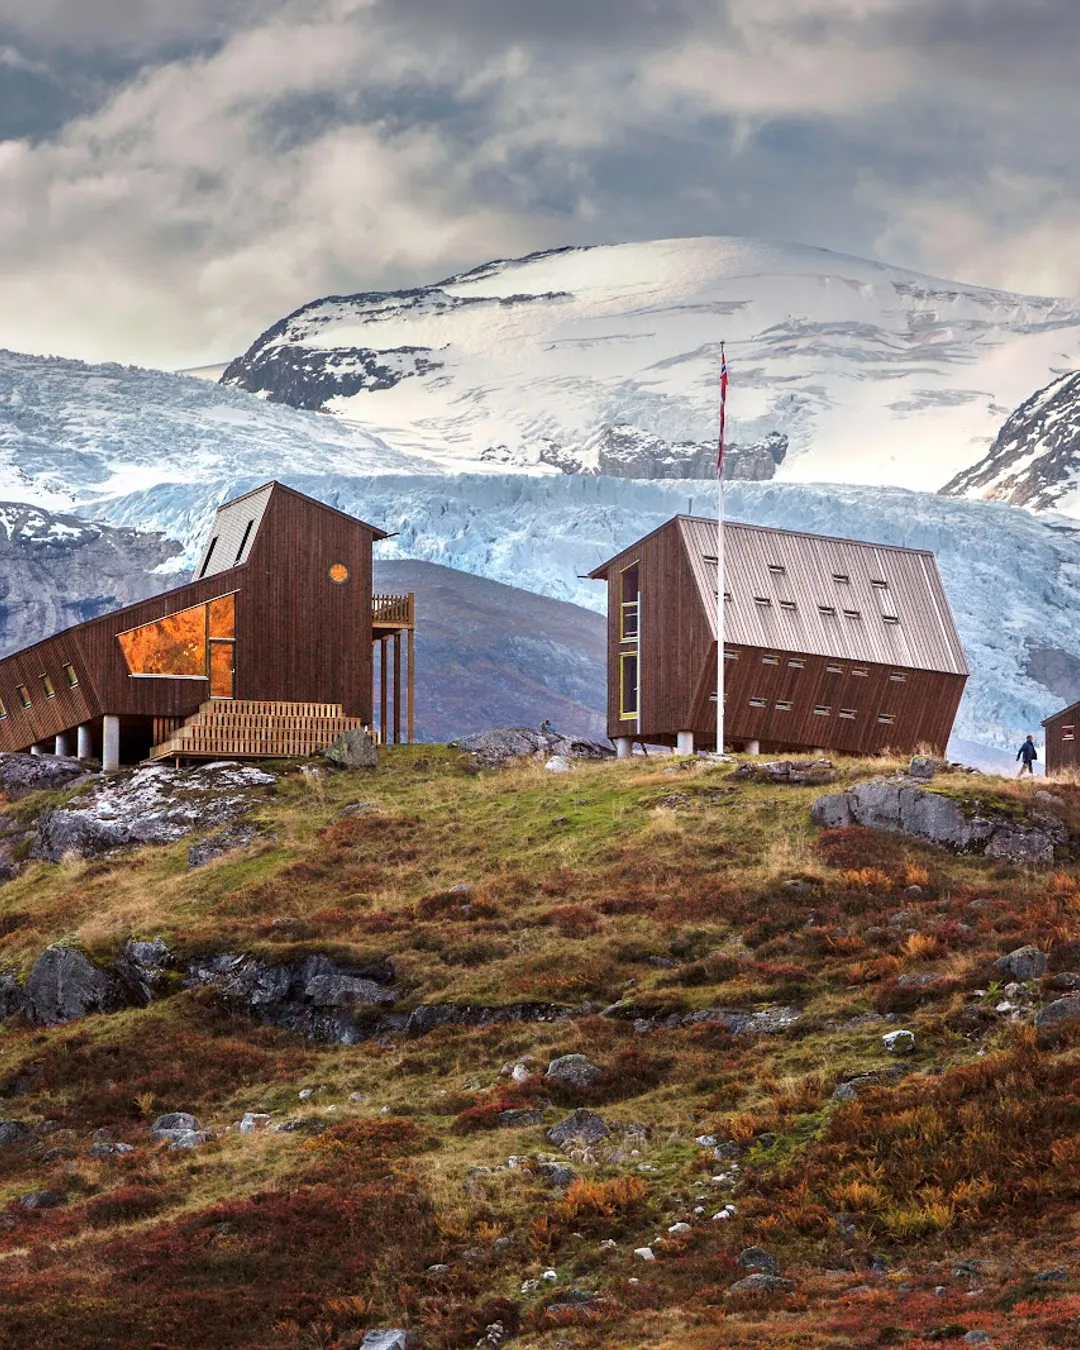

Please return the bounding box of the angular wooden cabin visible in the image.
[0,482,415,768]
[590,516,967,758]
[1040,704,1077,777]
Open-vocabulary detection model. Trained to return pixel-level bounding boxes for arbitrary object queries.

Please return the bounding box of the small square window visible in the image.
[833,573,850,585]
[749,696,768,709]
[878,713,895,725]
[40,674,56,700]
[62,663,79,688]
[839,708,857,720]
[843,609,862,620]
[779,599,796,612]
[762,654,780,666]
[818,605,837,618]
[776,699,793,712]
[16,685,30,710]
[1063,726,1075,741]
[813,704,832,716]
[723,591,732,602]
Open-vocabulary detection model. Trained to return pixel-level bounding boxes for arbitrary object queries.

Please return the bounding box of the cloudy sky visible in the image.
[1,0,1078,370]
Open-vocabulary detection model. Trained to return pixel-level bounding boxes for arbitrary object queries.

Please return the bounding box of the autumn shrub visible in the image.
[417,890,499,921]
[83,1184,174,1228]
[664,952,741,986]
[532,1175,651,1249]
[539,904,602,938]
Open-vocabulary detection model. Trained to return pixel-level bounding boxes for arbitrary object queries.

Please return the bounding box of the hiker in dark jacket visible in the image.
[1017,735,1038,776]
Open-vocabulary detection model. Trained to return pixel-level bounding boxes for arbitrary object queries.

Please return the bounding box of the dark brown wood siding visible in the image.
[0,635,99,752]
[1042,708,1080,777]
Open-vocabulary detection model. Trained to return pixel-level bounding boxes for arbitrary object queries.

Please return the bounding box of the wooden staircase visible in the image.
[148,700,369,763]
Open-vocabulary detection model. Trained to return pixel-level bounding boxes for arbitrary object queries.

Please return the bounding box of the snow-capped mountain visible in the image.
[0,347,438,510]
[221,236,1080,493]
[86,471,1080,754]
[943,371,1080,514]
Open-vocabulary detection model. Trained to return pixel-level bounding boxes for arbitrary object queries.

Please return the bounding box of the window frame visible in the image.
[618,561,640,643]
[619,650,639,721]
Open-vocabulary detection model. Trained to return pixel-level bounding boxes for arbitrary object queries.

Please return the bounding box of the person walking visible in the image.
[1016,734,1038,776]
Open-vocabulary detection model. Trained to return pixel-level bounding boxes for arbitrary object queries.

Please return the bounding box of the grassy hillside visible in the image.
[0,749,1078,1349]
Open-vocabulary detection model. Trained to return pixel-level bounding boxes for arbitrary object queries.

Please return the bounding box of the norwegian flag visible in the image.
[717,343,729,476]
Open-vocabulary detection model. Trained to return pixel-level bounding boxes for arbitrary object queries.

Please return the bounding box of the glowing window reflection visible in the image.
[208,594,235,639]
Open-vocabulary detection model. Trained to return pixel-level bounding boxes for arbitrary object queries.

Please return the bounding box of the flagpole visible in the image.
[717,342,727,755]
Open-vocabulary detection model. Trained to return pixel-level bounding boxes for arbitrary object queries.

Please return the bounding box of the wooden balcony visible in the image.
[372,593,415,633]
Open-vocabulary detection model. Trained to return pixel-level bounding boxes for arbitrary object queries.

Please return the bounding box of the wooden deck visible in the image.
[148,700,369,762]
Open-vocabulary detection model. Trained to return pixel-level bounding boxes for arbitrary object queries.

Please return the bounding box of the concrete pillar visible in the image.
[55,733,71,758]
[29,743,43,757]
[614,736,633,760]
[745,739,761,756]
[676,730,695,756]
[102,716,121,773]
[77,724,93,761]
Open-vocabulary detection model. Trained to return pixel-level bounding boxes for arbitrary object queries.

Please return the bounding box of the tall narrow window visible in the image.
[16,685,30,709]
[619,563,640,642]
[62,663,79,688]
[619,652,639,719]
[0,696,6,720]
[234,519,255,564]
[198,537,218,579]
[40,674,56,700]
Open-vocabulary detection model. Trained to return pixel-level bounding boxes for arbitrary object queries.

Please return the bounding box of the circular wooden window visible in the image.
[329,562,349,584]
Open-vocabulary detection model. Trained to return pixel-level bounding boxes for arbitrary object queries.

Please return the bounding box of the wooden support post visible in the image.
[380,639,388,746]
[407,626,415,745]
[393,631,402,745]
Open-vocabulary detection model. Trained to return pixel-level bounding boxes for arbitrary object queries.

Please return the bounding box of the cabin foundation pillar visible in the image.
[745,739,760,756]
[77,724,93,761]
[29,743,43,757]
[102,716,121,773]
[676,730,695,756]
[55,733,71,757]
[614,736,633,760]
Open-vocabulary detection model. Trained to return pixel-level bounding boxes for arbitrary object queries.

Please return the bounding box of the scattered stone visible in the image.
[731,759,836,786]
[90,1142,135,1158]
[904,884,924,899]
[633,1247,656,1262]
[726,1274,794,1296]
[908,755,946,780]
[1047,972,1080,992]
[26,944,124,1025]
[323,728,378,770]
[963,1333,992,1346]
[542,1269,558,1282]
[547,1109,610,1150]
[668,1222,692,1235]
[1032,1268,1069,1282]
[883,1029,916,1054]
[454,728,614,769]
[871,1255,890,1276]
[152,1112,198,1135]
[738,1247,781,1276]
[498,1109,545,1128]
[545,1054,602,1089]
[545,756,574,774]
[832,1082,858,1103]
[426,1264,449,1275]
[19,1189,64,1210]
[1036,994,1080,1032]
[536,1163,577,1189]
[239,1113,272,1134]
[994,946,1049,982]
[0,973,26,1019]
[359,1332,410,1350]
[0,1120,33,1147]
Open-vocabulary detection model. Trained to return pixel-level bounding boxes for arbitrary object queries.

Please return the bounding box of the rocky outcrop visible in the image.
[25,944,127,1025]
[454,728,614,769]
[812,779,1064,865]
[404,1002,576,1039]
[731,759,836,786]
[604,1003,801,1036]
[995,946,1049,982]
[30,762,276,862]
[1035,994,1080,1032]
[0,753,92,800]
[185,952,401,1044]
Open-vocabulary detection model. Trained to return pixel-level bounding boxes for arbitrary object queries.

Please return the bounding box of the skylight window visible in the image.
[767,563,785,576]
[833,573,850,585]
[779,599,796,612]
[843,609,862,620]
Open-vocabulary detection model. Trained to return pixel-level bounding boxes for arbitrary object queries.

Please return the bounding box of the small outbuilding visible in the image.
[1040,704,1079,777]
[590,515,967,758]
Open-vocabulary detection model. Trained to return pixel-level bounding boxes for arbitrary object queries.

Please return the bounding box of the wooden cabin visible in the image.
[0,482,415,768]
[1040,705,1077,777]
[590,515,967,758]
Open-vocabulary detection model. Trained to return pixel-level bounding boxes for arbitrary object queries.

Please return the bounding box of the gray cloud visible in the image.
[0,0,1078,369]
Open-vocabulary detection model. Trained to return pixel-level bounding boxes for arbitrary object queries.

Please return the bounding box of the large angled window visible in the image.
[118,595,235,680]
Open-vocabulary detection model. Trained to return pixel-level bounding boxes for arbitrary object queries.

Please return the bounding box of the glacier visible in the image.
[86,471,1080,755]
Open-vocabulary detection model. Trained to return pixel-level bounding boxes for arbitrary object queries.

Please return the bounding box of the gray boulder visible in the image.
[19,1189,64,1210]
[731,759,836,786]
[0,974,26,1019]
[115,936,173,1006]
[25,944,121,1025]
[454,728,614,769]
[1036,994,1080,1032]
[812,778,1061,865]
[0,1120,33,1147]
[188,822,273,869]
[994,946,1049,982]
[536,1162,577,1188]
[545,1054,602,1089]
[0,752,90,800]
[726,1274,795,1296]
[30,762,276,863]
[547,1109,611,1150]
[738,1247,781,1275]
[360,1332,410,1350]
[152,1112,199,1135]
[323,728,378,770]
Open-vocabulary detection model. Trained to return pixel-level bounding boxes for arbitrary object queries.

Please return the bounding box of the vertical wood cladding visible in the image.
[0,484,382,753]
[593,515,968,757]
[1042,705,1080,777]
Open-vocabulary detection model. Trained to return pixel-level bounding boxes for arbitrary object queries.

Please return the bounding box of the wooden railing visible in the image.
[372,593,415,628]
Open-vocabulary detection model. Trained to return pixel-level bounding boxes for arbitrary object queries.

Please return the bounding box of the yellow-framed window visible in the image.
[619,561,640,642]
[619,651,639,720]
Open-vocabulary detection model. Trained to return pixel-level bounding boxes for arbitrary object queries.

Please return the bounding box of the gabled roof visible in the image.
[1042,701,1080,728]
[593,514,967,677]
[193,481,388,578]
